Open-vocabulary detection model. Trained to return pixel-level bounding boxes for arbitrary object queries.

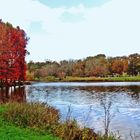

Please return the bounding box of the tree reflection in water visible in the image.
[0,86,26,103]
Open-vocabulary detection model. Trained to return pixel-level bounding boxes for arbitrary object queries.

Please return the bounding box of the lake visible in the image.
[1,82,140,139]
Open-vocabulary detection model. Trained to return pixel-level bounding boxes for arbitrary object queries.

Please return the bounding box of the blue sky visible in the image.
[0,0,140,62]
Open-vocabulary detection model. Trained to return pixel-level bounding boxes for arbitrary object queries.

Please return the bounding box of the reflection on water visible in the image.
[26,82,140,139]
[0,86,26,103]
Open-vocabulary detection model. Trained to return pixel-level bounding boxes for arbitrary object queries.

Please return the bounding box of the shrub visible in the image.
[3,103,59,130]
[53,120,97,140]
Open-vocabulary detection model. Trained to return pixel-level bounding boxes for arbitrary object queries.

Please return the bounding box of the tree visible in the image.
[0,20,28,84]
[85,55,109,77]
[128,53,140,76]
[111,59,124,75]
[72,60,85,77]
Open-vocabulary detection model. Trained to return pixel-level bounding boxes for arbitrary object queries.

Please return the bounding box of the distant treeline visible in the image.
[27,53,140,81]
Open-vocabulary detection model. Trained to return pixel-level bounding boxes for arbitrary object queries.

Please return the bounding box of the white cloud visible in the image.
[0,0,140,62]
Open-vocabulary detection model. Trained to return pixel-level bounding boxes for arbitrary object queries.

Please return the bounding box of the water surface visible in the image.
[1,82,140,139]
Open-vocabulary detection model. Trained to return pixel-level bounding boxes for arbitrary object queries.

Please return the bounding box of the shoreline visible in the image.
[27,76,140,83]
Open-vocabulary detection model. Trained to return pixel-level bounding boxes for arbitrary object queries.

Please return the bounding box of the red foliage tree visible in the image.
[0,20,28,85]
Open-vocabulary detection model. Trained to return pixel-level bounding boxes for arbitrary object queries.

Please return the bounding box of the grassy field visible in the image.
[62,76,140,82]
[0,105,59,140]
[32,76,140,82]
[0,123,58,140]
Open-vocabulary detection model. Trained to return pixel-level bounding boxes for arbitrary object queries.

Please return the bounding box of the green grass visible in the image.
[62,76,140,82]
[29,75,140,82]
[108,76,140,82]
[0,105,59,140]
[0,123,58,140]
[63,76,108,82]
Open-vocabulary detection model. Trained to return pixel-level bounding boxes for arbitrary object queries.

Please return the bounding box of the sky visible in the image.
[0,0,140,62]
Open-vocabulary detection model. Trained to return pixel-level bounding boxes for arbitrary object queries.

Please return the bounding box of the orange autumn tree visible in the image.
[0,20,28,85]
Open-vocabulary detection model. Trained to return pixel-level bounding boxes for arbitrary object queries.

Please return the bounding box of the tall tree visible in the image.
[0,20,28,84]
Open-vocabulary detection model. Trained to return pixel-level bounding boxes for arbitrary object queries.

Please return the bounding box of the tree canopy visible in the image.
[0,20,28,84]
[27,53,140,81]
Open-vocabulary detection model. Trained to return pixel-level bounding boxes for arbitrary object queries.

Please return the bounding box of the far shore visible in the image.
[27,76,140,83]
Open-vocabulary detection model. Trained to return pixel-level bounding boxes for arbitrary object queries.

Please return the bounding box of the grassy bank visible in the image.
[0,103,117,140]
[0,105,59,140]
[62,76,140,82]
[32,76,140,82]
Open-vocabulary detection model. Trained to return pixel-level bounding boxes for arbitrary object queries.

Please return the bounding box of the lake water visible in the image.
[1,82,140,139]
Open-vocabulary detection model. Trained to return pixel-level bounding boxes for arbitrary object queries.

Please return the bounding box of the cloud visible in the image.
[0,0,140,62]
[37,0,110,8]
[28,21,46,34]
[60,12,85,23]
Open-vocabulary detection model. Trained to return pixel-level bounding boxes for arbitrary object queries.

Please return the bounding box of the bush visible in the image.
[3,103,59,130]
[53,120,97,140]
